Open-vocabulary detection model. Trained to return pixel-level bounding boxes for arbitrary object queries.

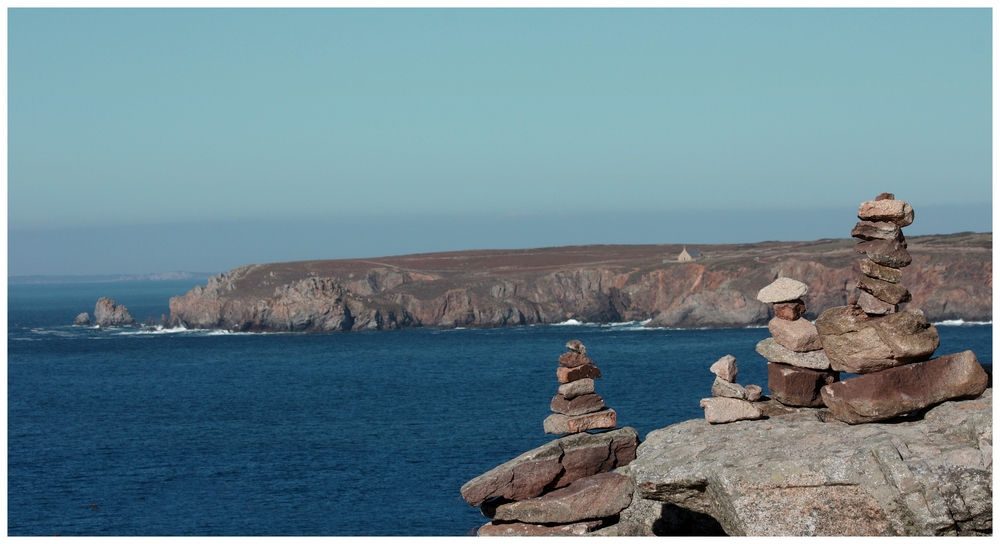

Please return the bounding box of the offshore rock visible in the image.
[855,239,912,268]
[618,389,992,535]
[709,354,738,382]
[460,427,639,506]
[860,258,902,283]
[700,397,763,423]
[93,297,136,327]
[768,362,839,407]
[816,307,939,374]
[492,472,634,524]
[557,378,595,400]
[755,338,831,370]
[73,312,91,326]
[550,393,605,416]
[543,409,617,435]
[557,364,601,383]
[768,317,822,352]
[857,276,911,305]
[773,299,806,321]
[477,520,603,536]
[821,350,989,424]
[756,277,808,304]
[858,199,915,227]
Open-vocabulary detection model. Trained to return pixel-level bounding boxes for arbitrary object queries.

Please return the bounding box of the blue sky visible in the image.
[8,8,993,275]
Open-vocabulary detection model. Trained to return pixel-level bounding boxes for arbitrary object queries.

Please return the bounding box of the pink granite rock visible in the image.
[699,397,763,423]
[478,520,603,536]
[551,393,605,416]
[856,276,911,304]
[858,199,914,227]
[557,364,601,383]
[816,307,939,374]
[744,384,763,402]
[543,409,617,434]
[857,291,897,316]
[493,472,634,524]
[558,351,596,368]
[821,350,988,424]
[557,378,595,400]
[859,258,902,283]
[756,277,808,304]
[768,317,823,352]
[709,354,738,382]
[711,376,747,400]
[755,338,831,370]
[851,221,903,241]
[565,339,587,354]
[773,299,806,321]
[854,239,912,268]
[768,362,839,407]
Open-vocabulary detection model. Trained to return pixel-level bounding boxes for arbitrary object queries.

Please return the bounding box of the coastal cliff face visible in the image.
[168,233,991,332]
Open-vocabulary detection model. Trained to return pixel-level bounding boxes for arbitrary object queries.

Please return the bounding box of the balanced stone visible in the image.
[768,317,823,352]
[859,258,902,283]
[768,363,839,407]
[820,351,988,424]
[773,299,806,321]
[858,199,914,227]
[709,354,738,382]
[551,393,605,416]
[857,276,911,304]
[851,221,902,241]
[73,312,91,326]
[756,277,809,304]
[478,520,604,536]
[699,397,763,423]
[460,427,639,506]
[557,364,601,383]
[755,338,831,370]
[711,376,747,400]
[816,307,939,374]
[558,378,595,400]
[558,351,596,368]
[857,291,897,315]
[543,409,617,435]
[492,472,634,525]
[566,339,586,354]
[744,384,763,402]
[854,239,912,268]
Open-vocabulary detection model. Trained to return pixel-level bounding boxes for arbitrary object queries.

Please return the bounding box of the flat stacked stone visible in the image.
[815,193,986,424]
[544,340,617,434]
[700,355,763,423]
[754,277,839,407]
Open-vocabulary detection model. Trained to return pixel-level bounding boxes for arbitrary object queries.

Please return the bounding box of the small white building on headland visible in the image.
[677,246,703,262]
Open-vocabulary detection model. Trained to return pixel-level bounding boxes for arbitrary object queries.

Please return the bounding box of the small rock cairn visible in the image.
[814,193,989,423]
[699,355,764,423]
[460,340,639,536]
[754,277,839,408]
[543,340,617,434]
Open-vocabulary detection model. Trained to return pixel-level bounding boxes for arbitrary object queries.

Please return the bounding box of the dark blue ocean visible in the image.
[8,280,993,536]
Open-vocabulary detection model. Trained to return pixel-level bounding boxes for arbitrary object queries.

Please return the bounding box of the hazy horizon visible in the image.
[8,9,992,276]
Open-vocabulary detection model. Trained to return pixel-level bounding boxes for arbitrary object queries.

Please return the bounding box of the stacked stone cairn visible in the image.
[814,193,989,424]
[460,340,639,536]
[543,340,618,434]
[700,355,764,423]
[754,277,840,408]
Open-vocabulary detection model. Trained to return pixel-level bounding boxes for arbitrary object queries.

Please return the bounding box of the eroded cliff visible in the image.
[169,233,991,332]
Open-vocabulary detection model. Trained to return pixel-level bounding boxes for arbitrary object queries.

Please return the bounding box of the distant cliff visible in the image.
[168,233,991,332]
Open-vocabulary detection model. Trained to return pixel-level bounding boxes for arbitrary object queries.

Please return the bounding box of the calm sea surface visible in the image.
[8,280,993,536]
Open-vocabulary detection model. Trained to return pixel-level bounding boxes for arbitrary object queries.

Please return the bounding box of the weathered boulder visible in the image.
[543,409,617,435]
[757,277,808,304]
[821,350,989,424]
[709,354,738,382]
[460,427,639,506]
[860,259,902,283]
[558,351,595,368]
[477,520,603,536]
[557,364,601,383]
[711,377,747,400]
[557,378,595,400]
[73,312,91,326]
[855,239,912,268]
[858,291,897,315]
[550,393,605,416]
[773,299,806,321]
[93,297,136,327]
[768,363,839,407]
[816,307,939,374]
[755,338,831,370]
[857,276,911,304]
[851,221,903,241]
[699,397,763,423]
[618,389,992,535]
[858,199,914,227]
[492,472,634,524]
[768,317,822,352]
[565,339,586,354]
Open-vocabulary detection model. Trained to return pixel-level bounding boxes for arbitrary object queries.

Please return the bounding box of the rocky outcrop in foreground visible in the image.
[610,389,992,536]
[166,232,991,332]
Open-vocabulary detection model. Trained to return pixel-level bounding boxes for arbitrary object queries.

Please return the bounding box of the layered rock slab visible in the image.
[821,350,989,424]
[699,397,763,423]
[768,316,822,352]
[816,306,939,374]
[543,409,617,435]
[618,389,992,536]
[492,472,634,524]
[460,426,639,506]
[767,363,839,407]
[755,338,831,370]
[477,520,603,536]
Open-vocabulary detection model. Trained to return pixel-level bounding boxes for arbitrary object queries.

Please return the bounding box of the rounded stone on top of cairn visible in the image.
[544,340,617,435]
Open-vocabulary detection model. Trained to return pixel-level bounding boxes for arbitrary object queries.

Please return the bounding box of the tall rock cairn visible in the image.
[754,277,839,408]
[543,340,618,435]
[815,193,989,424]
[699,355,764,423]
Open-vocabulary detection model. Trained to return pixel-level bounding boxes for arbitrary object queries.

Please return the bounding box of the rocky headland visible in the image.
[166,232,990,332]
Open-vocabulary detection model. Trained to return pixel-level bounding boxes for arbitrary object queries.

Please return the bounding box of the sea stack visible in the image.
[543,340,618,434]
[700,355,764,423]
[815,194,988,423]
[755,277,839,407]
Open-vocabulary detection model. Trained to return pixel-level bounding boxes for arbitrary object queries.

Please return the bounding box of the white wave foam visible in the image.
[932,319,993,326]
[551,319,589,326]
